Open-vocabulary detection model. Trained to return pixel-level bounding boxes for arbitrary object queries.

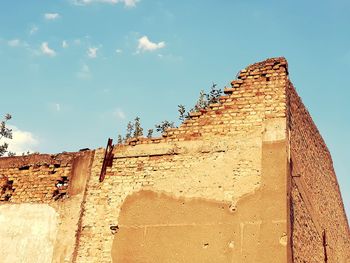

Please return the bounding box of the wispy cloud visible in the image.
[55,103,61,111]
[123,0,139,7]
[113,108,126,119]
[116,48,123,54]
[41,42,56,57]
[72,0,139,7]
[7,39,30,49]
[1,126,39,155]
[157,53,183,62]
[137,36,165,53]
[29,25,39,35]
[73,39,82,45]
[6,40,39,56]
[87,47,98,58]
[77,64,91,79]
[44,13,61,20]
[7,39,21,47]
[48,102,64,112]
[62,40,68,48]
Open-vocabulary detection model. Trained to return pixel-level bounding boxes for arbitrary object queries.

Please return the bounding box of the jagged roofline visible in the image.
[0,57,289,155]
[124,56,289,146]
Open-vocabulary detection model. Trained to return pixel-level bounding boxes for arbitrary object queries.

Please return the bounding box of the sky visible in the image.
[0,0,349,219]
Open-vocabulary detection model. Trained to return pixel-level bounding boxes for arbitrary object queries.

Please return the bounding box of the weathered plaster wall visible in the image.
[1,57,348,263]
[74,58,291,263]
[0,204,58,263]
[287,83,350,263]
[111,136,289,263]
[0,151,94,263]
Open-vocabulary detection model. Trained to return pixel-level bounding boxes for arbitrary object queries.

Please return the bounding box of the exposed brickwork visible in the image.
[287,82,350,262]
[74,58,290,262]
[0,153,78,202]
[0,57,349,263]
[126,57,288,146]
[76,135,264,262]
[0,151,95,263]
[290,181,324,263]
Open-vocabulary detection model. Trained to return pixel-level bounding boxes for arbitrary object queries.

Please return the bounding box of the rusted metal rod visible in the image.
[99,138,114,182]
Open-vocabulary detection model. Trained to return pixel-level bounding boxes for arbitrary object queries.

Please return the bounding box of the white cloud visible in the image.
[7,39,31,49]
[113,108,126,119]
[41,42,56,57]
[29,25,39,35]
[1,126,39,155]
[87,47,98,58]
[72,0,139,7]
[44,13,60,20]
[48,102,63,112]
[55,103,61,111]
[137,36,165,53]
[115,49,123,54]
[62,40,68,48]
[123,0,139,7]
[8,39,20,47]
[77,64,91,79]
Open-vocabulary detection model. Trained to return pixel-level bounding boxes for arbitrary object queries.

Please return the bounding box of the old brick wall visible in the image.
[0,153,75,202]
[74,58,291,263]
[0,151,94,263]
[287,83,350,263]
[1,57,348,263]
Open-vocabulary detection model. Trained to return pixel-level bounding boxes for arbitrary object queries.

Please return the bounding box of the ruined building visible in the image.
[0,57,349,263]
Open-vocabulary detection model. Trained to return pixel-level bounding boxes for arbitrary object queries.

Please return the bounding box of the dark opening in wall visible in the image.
[18,165,30,171]
[261,73,270,82]
[0,178,15,201]
[50,163,61,174]
[53,176,69,200]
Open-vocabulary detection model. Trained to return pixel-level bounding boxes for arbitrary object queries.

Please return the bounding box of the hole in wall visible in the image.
[110,225,119,235]
[18,165,30,171]
[0,178,15,201]
[53,176,69,200]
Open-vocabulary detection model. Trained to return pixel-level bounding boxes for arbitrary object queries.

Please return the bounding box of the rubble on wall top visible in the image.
[245,57,288,72]
[0,151,90,169]
[116,56,290,147]
[0,57,290,153]
[237,57,288,79]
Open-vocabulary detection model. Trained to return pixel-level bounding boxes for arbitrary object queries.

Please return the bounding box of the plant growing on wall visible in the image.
[147,129,153,138]
[117,135,123,145]
[125,121,134,141]
[190,82,222,112]
[177,82,222,120]
[117,116,144,144]
[116,82,222,142]
[0,114,13,157]
[178,105,186,121]
[206,82,221,104]
[133,116,143,137]
[155,120,175,133]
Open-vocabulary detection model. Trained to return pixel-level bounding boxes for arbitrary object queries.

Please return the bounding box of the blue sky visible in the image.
[0,0,349,218]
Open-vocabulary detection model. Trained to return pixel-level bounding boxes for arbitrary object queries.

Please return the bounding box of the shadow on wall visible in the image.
[111,140,288,263]
[112,190,238,263]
